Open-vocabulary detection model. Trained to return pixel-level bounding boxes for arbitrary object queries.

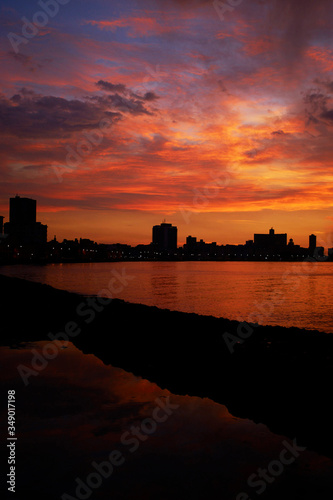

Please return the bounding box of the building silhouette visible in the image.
[152,222,177,251]
[254,227,287,250]
[185,235,197,250]
[0,196,326,262]
[4,196,47,245]
[10,196,36,224]
[309,234,316,255]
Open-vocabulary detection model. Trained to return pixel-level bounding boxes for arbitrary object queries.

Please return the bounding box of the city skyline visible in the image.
[1,1,333,248]
[1,196,330,249]
[0,195,325,254]
[2,3,333,499]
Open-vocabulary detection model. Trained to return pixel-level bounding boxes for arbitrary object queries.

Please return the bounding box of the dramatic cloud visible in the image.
[0,90,116,139]
[1,0,333,245]
[267,0,333,55]
[0,82,160,140]
[96,80,127,94]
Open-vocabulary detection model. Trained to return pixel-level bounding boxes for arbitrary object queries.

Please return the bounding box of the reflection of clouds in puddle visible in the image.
[1,342,333,499]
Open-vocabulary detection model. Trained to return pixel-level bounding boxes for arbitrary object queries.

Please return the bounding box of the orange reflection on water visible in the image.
[1,341,333,500]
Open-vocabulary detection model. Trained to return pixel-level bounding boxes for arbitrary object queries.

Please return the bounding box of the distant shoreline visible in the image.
[0,255,331,265]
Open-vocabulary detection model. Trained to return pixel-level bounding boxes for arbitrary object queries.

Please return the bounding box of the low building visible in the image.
[254,228,287,250]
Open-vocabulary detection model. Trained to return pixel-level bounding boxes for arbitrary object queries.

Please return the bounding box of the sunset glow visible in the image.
[1,0,333,247]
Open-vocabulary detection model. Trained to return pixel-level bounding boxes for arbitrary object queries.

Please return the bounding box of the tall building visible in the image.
[4,196,47,245]
[309,234,316,252]
[254,227,287,249]
[152,222,177,251]
[0,216,4,235]
[10,197,36,224]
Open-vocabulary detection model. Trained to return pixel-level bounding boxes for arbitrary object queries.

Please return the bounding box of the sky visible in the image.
[1,0,333,247]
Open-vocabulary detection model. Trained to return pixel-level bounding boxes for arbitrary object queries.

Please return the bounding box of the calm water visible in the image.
[1,341,333,499]
[1,261,333,332]
[2,266,333,498]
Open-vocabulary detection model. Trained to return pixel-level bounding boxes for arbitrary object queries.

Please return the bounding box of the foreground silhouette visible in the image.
[2,274,333,460]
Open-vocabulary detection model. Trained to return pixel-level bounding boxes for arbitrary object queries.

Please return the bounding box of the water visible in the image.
[2,341,333,498]
[2,263,333,498]
[1,260,333,333]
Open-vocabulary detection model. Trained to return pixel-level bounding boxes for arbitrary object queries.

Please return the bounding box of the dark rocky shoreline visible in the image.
[1,273,333,460]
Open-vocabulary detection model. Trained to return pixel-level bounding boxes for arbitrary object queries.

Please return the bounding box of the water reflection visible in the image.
[151,273,179,301]
[2,261,333,332]
[1,341,333,499]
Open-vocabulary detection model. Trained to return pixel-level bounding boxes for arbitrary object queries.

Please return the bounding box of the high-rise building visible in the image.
[9,196,36,224]
[4,196,47,245]
[152,222,177,251]
[0,216,4,235]
[309,234,316,251]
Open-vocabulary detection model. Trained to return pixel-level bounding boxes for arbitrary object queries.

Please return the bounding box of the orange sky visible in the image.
[1,0,333,248]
